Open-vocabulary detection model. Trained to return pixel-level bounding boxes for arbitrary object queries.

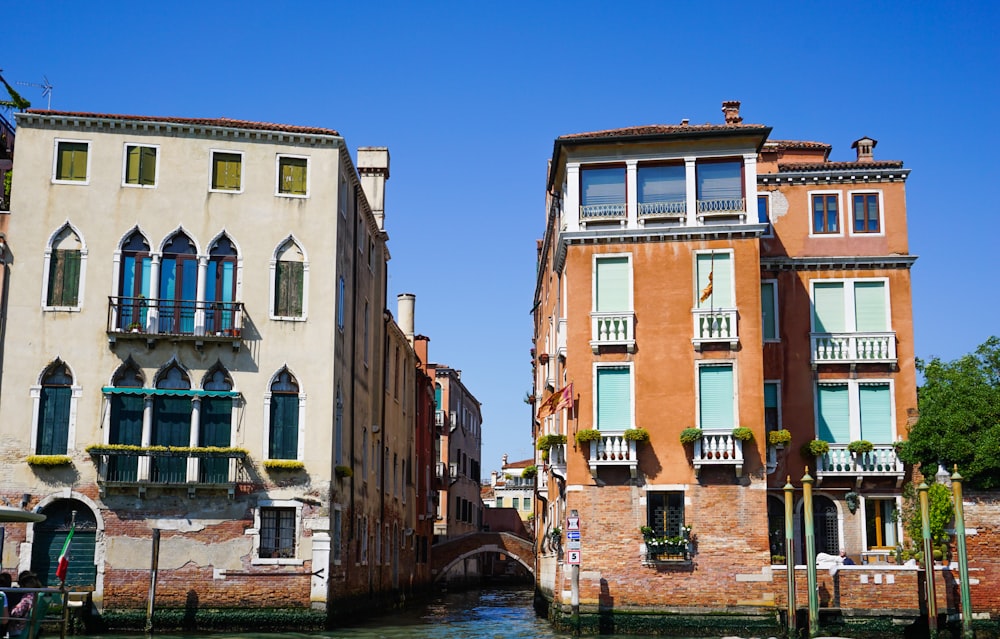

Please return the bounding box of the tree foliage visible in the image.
[902,336,1000,490]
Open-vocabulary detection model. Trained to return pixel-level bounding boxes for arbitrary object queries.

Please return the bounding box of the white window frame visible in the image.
[695,359,738,431]
[208,149,244,194]
[808,277,892,333]
[29,367,83,454]
[121,143,160,189]
[807,190,844,238]
[761,278,779,342]
[591,252,634,312]
[813,378,896,442]
[275,153,310,198]
[249,500,304,565]
[51,139,91,185]
[268,236,309,322]
[261,368,307,461]
[41,222,88,312]
[591,361,635,431]
[847,189,886,238]
[859,494,903,551]
[692,248,736,308]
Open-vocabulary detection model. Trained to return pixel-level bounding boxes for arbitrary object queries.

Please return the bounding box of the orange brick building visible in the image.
[531,101,923,628]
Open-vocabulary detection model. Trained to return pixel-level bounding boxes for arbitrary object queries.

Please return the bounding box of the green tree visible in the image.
[902,337,1000,490]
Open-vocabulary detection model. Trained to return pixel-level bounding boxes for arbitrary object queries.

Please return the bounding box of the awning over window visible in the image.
[102,387,240,398]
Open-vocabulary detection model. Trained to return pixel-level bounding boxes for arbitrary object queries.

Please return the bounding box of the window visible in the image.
[811,280,888,334]
[816,381,893,444]
[335,387,343,466]
[394,347,400,398]
[596,365,631,430]
[594,256,630,312]
[363,301,370,365]
[269,370,300,460]
[369,237,376,271]
[512,497,520,511]
[761,280,778,341]
[158,232,198,334]
[45,226,83,308]
[865,498,898,549]
[36,361,73,455]
[695,251,734,308]
[360,516,369,564]
[200,368,234,483]
[277,155,308,196]
[757,194,769,224]
[260,507,296,558]
[273,239,305,319]
[211,152,242,192]
[580,166,626,218]
[696,160,743,212]
[339,175,348,217]
[647,492,684,539]
[637,164,686,217]
[852,193,881,233]
[54,140,89,183]
[206,235,238,334]
[117,230,152,330]
[151,365,192,482]
[108,363,144,481]
[124,145,157,187]
[812,193,840,234]
[698,363,734,430]
[764,382,780,433]
[337,276,346,329]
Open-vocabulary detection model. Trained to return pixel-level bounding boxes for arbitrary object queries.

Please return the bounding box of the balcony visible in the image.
[548,443,567,480]
[696,197,746,223]
[811,332,897,367]
[691,308,738,349]
[692,430,744,478]
[88,446,249,497]
[637,200,686,225]
[815,444,905,487]
[107,296,245,349]
[586,431,637,479]
[580,202,626,226]
[434,461,449,489]
[556,318,567,359]
[590,311,636,353]
[435,410,445,430]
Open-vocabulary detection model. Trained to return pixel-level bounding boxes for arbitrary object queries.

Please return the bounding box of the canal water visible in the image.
[88,587,723,639]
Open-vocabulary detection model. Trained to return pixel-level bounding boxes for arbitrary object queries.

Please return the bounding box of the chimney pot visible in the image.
[722,100,743,124]
[680,118,689,126]
[851,136,877,163]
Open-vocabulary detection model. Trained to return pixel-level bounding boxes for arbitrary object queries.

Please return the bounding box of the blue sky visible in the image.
[4,1,998,473]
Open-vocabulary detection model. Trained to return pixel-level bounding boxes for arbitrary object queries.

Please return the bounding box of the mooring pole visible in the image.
[784,476,796,636]
[146,528,161,634]
[919,482,938,638]
[951,467,974,639]
[802,468,819,638]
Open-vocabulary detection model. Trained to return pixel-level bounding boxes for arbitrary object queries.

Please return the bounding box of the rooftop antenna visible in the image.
[17,76,53,109]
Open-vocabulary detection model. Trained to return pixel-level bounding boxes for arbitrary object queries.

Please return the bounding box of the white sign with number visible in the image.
[567,549,581,564]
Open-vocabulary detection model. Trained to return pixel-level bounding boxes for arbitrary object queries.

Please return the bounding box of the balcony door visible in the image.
[119,232,151,330]
[159,233,198,335]
[206,236,237,334]
[151,365,192,482]
[200,368,234,483]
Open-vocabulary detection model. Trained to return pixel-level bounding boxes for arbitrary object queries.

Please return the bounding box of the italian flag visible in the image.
[55,527,74,582]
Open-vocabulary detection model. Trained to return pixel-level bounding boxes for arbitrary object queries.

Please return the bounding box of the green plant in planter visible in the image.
[521,465,537,479]
[731,426,754,441]
[801,439,830,458]
[263,459,305,471]
[26,454,73,467]
[335,465,353,478]
[847,440,875,454]
[771,554,785,564]
[768,429,792,447]
[623,428,650,443]
[540,449,549,462]
[574,429,601,446]
[679,428,702,445]
[536,433,567,450]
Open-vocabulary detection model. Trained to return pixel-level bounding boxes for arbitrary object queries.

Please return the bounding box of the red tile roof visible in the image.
[559,123,769,140]
[763,139,832,151]
[24,110,340,137]
[503,458,535,469]
[778,160,904,172]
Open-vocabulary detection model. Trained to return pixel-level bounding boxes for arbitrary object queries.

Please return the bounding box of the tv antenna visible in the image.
[17,76,53,109]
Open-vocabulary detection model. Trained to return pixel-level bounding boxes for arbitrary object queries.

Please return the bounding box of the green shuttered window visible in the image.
[817,384,850,443]
[274,261,304,317]
[859,384,892,442]
[812,282,846,333]
[813,280,887,333]
[278,156,308,195]
[212,152,242,191]
[56,141,88,181]
[854,282,887,332]
[125,145,157,186]
[47,249,81,307]
[595,257,629,312]
[596,366,631,430]
[699,364,734,429]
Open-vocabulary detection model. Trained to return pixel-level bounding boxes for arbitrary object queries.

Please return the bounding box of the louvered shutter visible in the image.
[699,365,734,429]
[595,257,629,312]
[859,384,892,443]
[854,282,887,332]
[812,282,845,332]
[817,385,850,443]
[596,367,631,430]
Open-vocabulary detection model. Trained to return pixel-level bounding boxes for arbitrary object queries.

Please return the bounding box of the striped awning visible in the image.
[102,386,240,398]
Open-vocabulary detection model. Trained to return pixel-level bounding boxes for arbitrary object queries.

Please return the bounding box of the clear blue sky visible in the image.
[5,1,998,474]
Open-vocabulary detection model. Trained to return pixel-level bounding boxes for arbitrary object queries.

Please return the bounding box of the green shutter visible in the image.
[49,250,81,306]
[126,146,141,184]
[764,382,778,409]
[275,261,304,317]
[200,397,233,483]
[696,252,732,308]
[699,364,734,429]
[57,142,87,181]
[761,281,776,339]
[213,153,240,190]
[109,394,143,481]
[854,281,887,332]
[152,396,191,481]
[140,146,157,185]
[280,158,307,194]
[47,250,63,305]
[31,529,97,588]
[38,386,70,455]
[817,384,850,443]
[812,282,845,332]
[859,384,892,443]
[596,367,631,430]
[596,257,629,312]
[270,394,299,459]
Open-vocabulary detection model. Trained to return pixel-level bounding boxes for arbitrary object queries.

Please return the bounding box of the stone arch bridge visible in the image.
[431,531,534,582]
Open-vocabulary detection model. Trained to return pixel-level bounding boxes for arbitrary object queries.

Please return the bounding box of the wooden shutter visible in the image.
[596,366,631,430]
[816,384,850,443]
[275,261,304,317]
[270,394,299,459]
[761,281,776,339]
[38,386,71,455]
[859,384,892,443]
[48,249,81,306]
[595,257,629,312]
[126,146,141,184]
[854,281,887,332]
[58,142,87,181]
[698,364,734,430]
[140,146,156,185]
[812,282,845,333]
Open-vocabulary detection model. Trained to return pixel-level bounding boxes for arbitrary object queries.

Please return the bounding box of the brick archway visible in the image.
[432,532,534,582]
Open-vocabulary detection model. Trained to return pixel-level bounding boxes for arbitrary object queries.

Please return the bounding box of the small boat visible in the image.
[0,506,46,523]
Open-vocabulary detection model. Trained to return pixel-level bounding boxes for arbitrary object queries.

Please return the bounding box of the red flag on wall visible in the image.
[537,383,573,420]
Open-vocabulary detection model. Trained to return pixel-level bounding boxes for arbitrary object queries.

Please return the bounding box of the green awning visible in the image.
[102,387,240,398]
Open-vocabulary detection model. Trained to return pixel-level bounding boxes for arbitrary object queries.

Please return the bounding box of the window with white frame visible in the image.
[595,365,632,431]
[210,151,242,192]
[637,163,686,217]
[34,360,75,455]
[761,279,778,341]
[268,369,301,460]
[123,144,158,187]
[816,381,894,445]
[254,503,300,562]
[276,155,309,196]
[695,251,734,309]
[271,238,307,320]
[594,255,631,312]
[811,279,889,334]
[53,140,90,184]
[864,497,899,550]
[698,363,734,430]
[696,159,743,212]
[44,224,85,310]
[850,191,882,234]
[580,166,626,219]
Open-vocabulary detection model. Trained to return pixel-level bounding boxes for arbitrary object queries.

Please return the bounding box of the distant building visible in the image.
[487,454,535,536]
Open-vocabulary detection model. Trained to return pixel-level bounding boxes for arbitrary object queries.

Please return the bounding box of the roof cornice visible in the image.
[759,255,918,271]
[760,167,909,185]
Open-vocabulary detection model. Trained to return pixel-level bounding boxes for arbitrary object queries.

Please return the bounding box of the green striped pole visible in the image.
[951,467,973,639]
[802,468,818,638]
[784,476,796,635]
[919,482,938,638]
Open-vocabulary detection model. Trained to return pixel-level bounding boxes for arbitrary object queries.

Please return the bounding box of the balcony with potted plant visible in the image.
[812,438,905,487]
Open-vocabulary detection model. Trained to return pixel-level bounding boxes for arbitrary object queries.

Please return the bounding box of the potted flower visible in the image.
[847,440,874,455]
[521,465,537,479]
[679,428,702,445]
[768,429,792,448]
[127,322,142,333]
[623,428,650,443]
[537,433,567,451]
[538,353,550,365]
[731,426,754,442]
[801,439,830,459]
[574,429,601,446]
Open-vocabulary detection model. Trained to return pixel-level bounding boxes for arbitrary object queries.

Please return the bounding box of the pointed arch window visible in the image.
[44,226,85,309]
[118,231,152,331]
[35,361,74,455]
[151,364,192,482]
[108,362,144,481]
[206,236,238,334]
[159,233,198,334]
[269,370,300,460]
[272,239,306,320]
[201,367,234,483]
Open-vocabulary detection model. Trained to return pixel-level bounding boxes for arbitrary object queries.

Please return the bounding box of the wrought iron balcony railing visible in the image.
[637,199,686,222]
[88,446,249,497]
[107,296,245,345]
[696,197,746,222]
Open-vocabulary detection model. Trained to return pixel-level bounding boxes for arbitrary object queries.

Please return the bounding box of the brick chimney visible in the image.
[357,147,390,230]
[851,137,877,163]
[722,100,743,124]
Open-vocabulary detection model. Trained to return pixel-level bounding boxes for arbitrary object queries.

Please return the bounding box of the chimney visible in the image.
[851,136,877,163]
[721,100,743,124]
[357,147,390,230]
[397,293,415,344]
